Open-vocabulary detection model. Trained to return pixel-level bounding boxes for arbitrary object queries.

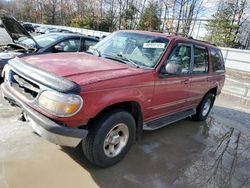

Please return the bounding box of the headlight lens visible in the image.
[37,90,83,117]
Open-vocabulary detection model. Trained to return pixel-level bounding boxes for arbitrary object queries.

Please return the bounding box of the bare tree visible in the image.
[0,0,248,44]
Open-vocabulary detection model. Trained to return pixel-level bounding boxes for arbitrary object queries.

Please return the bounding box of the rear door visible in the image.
[189,45,209,107]
[150,42,193,119]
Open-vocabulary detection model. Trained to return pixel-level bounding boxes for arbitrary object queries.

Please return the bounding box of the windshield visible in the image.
[19,34,63,48]
[89,31,169,68]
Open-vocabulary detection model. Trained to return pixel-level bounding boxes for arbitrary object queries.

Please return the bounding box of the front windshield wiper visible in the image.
[102,54,127,64]
[117,53,139,68]
[102,53,139,68]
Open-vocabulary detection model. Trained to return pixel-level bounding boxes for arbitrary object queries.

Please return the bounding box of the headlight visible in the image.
[37,90,83,117]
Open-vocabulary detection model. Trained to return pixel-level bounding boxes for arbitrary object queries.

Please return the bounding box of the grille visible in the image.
[9,70,40,101]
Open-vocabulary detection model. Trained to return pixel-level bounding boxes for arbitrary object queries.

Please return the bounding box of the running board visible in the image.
[143,109,196,131]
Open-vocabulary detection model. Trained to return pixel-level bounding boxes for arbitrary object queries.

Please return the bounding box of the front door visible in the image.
[150,43,193,120]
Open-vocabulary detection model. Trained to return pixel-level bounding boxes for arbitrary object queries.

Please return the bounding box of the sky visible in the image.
[190,0,250,39]
[2,0,249,37]
[202,0,250,18]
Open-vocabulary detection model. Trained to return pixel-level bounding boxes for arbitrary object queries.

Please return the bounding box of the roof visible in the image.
[119,30,217,48]
[42,32,98,41]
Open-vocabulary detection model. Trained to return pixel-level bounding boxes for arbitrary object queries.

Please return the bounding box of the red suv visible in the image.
[1,31,225,167]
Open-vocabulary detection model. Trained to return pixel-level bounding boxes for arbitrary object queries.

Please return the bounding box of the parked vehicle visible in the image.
[43,27,55,33]
[45,28,73,34]
[1,30,225,167]
[22,23,35,32]
[0,15,98,82]
[32,24,40,30]
[36,26,48,34]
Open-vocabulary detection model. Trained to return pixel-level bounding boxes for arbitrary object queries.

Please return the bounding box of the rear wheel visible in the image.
[192,92,214,121]
[82,110,136,167]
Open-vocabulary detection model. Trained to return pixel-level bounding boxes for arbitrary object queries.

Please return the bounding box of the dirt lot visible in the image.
[0,90,249,188]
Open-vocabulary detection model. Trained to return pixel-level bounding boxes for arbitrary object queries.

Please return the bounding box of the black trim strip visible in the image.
[9,58,80,94]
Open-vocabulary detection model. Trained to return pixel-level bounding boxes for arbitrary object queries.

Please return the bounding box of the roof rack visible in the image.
[169,32,190,37]
[151,30,164,33]
[192,38,217,46]
[168,32,216,46]
[148,30,217,46]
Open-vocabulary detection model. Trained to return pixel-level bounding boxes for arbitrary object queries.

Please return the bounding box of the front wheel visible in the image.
[192,92,215,121]
[82,110,136,167]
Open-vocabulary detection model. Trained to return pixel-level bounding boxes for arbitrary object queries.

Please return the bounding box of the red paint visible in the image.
[20,31,225,127]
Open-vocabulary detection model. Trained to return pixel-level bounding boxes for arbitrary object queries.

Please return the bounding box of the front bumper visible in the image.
[1,83,88,147]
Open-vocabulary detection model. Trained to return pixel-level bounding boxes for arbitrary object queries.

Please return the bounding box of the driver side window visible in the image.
[55,39,80,52]
[166,44,191,75]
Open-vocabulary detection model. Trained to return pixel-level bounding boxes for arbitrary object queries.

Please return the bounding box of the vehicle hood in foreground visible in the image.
[0,13,39,47]
[21,52,149,86]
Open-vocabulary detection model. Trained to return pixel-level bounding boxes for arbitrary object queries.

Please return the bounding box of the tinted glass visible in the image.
[84,39,98,51]
[193,46,209,74]
[211,48,225,72]
[36,35,63,47]
[19,34,63,48]
[56,38,80,52]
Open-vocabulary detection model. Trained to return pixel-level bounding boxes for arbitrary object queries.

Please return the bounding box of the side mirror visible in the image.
[54,45,64,52]
[161,60,182,75]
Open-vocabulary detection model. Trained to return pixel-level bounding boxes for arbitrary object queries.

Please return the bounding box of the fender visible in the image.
[79,83,155,121]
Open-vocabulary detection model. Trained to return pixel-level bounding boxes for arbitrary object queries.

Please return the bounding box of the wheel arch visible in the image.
[88,101,143,141]
[200,87,217,107]
[207,87,217,97]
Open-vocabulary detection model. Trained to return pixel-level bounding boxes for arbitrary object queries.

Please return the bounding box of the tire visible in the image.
[191,92,215,121]
[82,109,136,167]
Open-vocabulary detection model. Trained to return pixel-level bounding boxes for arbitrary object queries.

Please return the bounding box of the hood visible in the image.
[0,14,39,48]
[21,53,148,86]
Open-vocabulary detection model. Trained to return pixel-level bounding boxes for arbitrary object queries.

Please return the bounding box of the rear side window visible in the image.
[193,46,209,74]
[210,48,225,72]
